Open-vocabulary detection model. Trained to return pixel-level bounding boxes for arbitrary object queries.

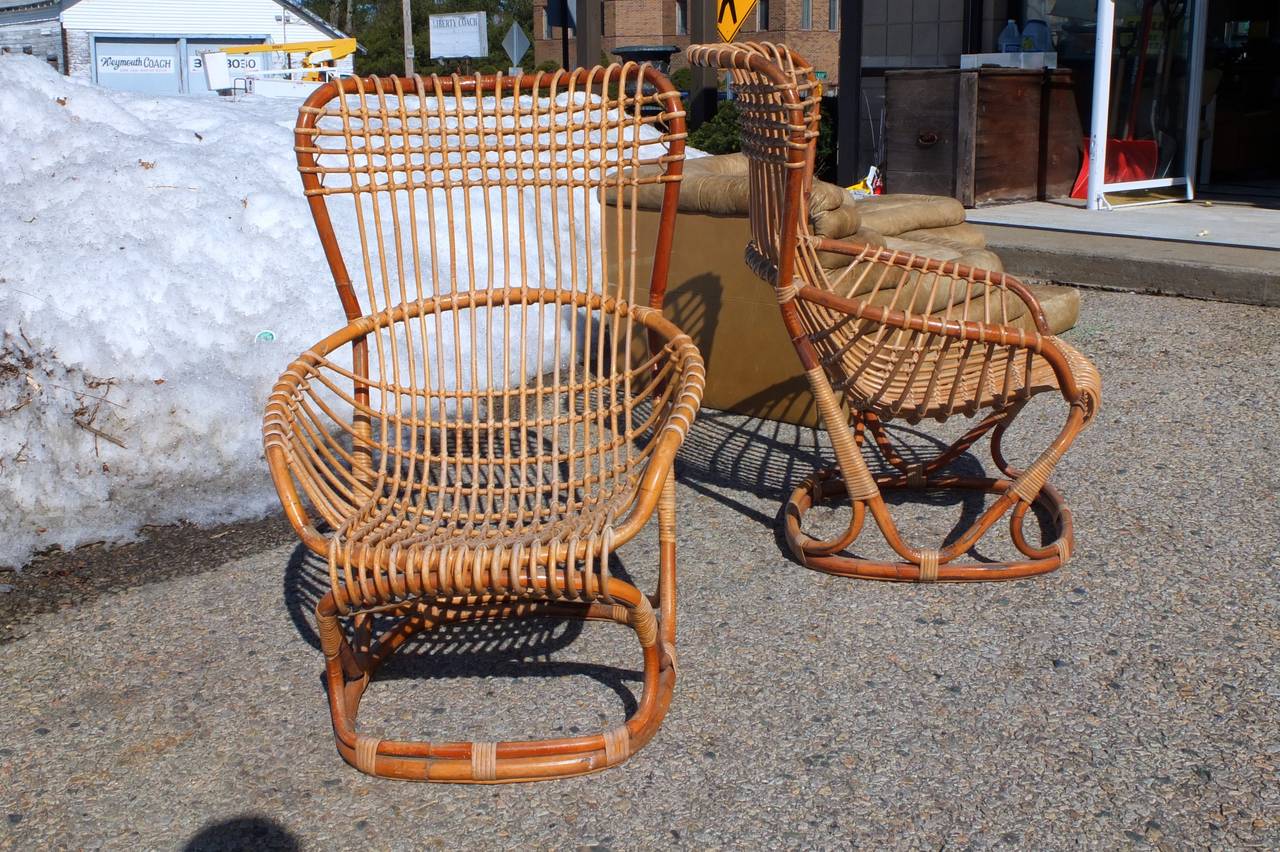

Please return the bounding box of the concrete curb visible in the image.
[980,224,1280,307]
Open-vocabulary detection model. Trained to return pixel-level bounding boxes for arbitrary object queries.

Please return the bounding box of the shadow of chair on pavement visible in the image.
[283,545,645,718]
[672,380,1019,560]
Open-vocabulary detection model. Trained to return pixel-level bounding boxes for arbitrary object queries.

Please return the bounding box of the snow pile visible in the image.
[0,56,697,567]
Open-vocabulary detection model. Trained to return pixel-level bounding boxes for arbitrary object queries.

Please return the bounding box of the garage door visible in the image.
[94,38,182,95]
[186,39,270,95]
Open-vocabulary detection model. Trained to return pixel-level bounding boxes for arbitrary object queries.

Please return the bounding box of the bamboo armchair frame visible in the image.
[688,42,1100,582]
[262,66,704,781]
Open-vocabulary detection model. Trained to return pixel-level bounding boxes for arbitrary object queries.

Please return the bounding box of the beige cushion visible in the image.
[897,223,988,249]
[855,194,967,236]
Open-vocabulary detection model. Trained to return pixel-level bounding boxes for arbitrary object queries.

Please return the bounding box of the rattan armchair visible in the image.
[262,67,704,781]
[688,42,1100,582]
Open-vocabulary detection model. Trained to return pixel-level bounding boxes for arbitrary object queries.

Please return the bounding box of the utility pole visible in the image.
[689,0,715,129]
[575,0,600,69]
[402,0,415,77]
[560,0,571,68]
[836,0,863,186]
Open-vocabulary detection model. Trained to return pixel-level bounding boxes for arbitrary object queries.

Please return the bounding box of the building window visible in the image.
[801,0,812,30]
[675,0,688,35]
[543,8,552,39]
[829,0,838,30]
[757,0,769,30]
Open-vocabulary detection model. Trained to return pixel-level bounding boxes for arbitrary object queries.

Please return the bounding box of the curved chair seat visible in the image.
[838,319,1101,424]
[265,290,704,781]
[267,291,704,614]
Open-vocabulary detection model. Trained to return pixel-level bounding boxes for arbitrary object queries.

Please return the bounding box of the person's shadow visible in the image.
[183,815,300,852]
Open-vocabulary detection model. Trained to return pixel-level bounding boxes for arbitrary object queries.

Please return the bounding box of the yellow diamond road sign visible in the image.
[717,0,757,42]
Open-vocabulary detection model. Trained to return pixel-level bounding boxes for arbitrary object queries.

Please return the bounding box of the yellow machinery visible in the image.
[219,38,357,81]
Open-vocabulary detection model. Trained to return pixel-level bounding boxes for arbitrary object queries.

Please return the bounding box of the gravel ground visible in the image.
[1,289,1277,850]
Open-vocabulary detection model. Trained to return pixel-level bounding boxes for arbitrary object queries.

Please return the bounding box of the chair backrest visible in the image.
[288,67,688,527]
[295,66,686,320]
[686,42,819,296]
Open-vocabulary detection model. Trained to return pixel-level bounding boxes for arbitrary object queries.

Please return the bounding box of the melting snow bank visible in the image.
[0,56,699,568]
[0,57,332,567]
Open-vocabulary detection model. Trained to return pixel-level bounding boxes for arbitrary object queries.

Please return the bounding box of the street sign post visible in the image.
[546,0,576,68]
[689,0,716,129]
[501,22,531,67]
[716,0,757,42]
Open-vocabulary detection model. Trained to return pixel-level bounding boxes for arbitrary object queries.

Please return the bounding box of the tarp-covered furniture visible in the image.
[689,42,1101,582]
[262,66,703,781]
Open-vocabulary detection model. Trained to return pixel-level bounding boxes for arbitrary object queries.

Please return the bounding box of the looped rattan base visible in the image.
[783,468,1073,582]
[317,593,675,783]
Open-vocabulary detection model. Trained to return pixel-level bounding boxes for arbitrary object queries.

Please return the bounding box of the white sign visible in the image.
[501,23,530,65]
[429,11,488,59]
[190,53,262,73]
[99,55,174,74]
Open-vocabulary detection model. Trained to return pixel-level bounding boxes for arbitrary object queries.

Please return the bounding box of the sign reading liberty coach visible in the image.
[716,0,758,42]
[429,11,489,59]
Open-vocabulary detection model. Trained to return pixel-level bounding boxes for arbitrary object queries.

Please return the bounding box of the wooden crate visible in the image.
[885,68,1082,206]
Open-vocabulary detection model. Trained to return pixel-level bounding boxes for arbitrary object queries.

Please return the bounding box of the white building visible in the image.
[57,0,353,95]
[0,1,65,71]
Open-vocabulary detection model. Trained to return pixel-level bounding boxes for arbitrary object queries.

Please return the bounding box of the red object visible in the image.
[1073,0,1159,200]
[1070,137,1158,199]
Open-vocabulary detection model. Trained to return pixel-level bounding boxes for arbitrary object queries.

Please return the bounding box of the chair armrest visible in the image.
[797,281,1094,410]
[797,284,1045,354]
[613,310,706,541]
[812,237,1053,336]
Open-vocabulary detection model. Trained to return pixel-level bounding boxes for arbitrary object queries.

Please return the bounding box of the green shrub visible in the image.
[814,97,838,183]
[686,97,841,178]
[688,100,741,154]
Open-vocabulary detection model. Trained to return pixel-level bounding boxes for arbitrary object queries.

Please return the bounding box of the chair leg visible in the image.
[783,403,1079,582]
[314,569,676,782]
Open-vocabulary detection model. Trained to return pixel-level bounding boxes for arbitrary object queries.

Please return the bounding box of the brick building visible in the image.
[533,0,1018,85]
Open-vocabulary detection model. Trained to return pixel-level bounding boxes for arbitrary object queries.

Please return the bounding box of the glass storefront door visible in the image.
[1086,0,1208,208]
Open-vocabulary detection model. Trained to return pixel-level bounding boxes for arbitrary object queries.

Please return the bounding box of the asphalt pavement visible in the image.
[2,289,1277,850]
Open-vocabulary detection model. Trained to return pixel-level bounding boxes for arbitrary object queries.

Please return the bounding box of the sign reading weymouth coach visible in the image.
[429,12,489,59]
[100,55,175,74]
